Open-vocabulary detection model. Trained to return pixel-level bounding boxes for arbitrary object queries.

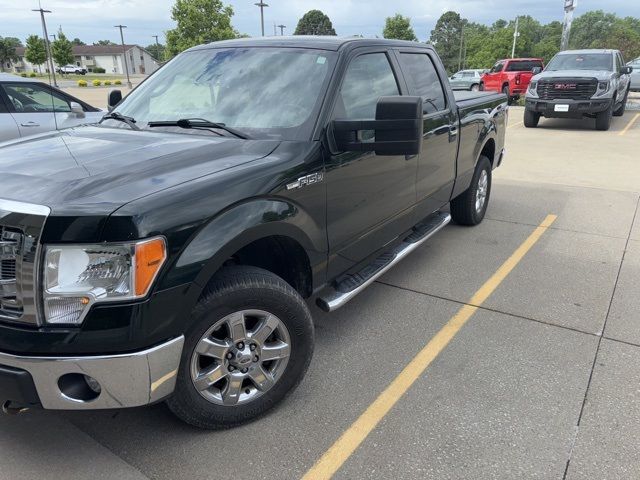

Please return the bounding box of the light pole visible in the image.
[254,2,269,37]
[457,26,464,71]
[277,24,286,36]
[32,8,58,87]
[511,16,520,58]
[561,0,578,51]
[115,24,132,89]
[49,34,56,41]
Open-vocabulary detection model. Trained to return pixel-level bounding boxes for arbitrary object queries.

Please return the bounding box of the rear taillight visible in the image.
[515,73,521,85]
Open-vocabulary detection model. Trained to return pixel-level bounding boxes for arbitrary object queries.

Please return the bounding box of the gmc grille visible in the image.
[537,80,598,100]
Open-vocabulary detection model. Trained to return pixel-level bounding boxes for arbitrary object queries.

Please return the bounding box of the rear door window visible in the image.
[398,52,447,114]
[505,60,543,72]
[490,62,504,73]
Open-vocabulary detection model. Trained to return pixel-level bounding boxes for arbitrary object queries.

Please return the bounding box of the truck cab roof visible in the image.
[189,36,435,53]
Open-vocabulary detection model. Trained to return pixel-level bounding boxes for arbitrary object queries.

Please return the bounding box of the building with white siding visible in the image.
[11,44,160,75]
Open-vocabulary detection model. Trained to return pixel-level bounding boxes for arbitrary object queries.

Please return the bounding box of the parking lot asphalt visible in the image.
[1,105,640,480]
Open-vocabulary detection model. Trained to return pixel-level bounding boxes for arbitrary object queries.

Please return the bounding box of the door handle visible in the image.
[20,121,40,127]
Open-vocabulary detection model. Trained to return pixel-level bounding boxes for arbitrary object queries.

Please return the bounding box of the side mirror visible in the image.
[107,89,123,111]
[621,66,633,75]
[69,101,85,118]
[332,96,423,156]
[531,67,542,74]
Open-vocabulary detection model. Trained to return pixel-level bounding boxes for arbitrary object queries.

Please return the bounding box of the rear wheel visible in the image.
[167,266,314,429]
[479,82,485,91]
[524,108,540,128]
[613,89,628,117]
[470,83,480,92]
[595,102,614,131]
[450,156,492,226]
[502,85,512,105]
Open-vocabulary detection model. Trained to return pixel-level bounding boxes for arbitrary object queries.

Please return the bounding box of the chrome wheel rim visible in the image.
[190,310,291,406]
[475,170,488,213]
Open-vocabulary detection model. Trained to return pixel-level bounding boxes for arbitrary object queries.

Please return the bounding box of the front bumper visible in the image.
[0,336,183,410]
[526,97,612,116]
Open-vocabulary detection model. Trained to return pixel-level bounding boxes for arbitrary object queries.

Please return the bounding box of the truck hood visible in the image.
[534,70,614,82]
[0,126,279,216]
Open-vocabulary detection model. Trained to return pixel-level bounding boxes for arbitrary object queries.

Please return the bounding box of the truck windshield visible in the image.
[546,53,613,71]
[109,47,337,140]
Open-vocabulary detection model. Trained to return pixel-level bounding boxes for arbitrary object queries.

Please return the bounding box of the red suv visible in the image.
[480,58,544,102]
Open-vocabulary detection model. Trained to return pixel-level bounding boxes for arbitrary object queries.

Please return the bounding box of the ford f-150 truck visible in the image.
[0,37,506,429]
[480,58,544,102]
[524,49,633,130]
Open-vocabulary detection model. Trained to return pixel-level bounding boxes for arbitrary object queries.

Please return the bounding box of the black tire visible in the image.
[524,108,540,128]
[450,156,492,226]
[479,82,485,91]
[470,83,480,92]
[613,89,628,117]
[595,101,613,131]
[167,266,314,429]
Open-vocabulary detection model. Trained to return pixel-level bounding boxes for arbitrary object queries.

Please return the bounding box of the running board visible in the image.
[316,211,451,312]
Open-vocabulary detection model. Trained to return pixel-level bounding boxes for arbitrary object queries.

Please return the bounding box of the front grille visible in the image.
[0,199,49,326]
[0,227,23,320]
[537,79,598,100]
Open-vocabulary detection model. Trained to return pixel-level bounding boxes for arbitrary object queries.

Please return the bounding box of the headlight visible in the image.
[595,81,610,96]
[42,237,166,325]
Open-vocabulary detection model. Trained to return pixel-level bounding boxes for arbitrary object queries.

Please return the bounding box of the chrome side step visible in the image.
[316,211,451,312]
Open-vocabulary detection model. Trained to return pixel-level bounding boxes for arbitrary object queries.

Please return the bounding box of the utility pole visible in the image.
[457,26,464,71]
[511,16,520,58]
[49,34,56,41]
[114,24,132,89]
[254,2,269,37]
[32,7,57,87]
[273,23,277,36]
[561,0,578,51]
[278,24,286,36]
[152,35,161,61]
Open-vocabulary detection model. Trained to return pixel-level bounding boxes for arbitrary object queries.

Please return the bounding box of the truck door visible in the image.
[0,91,20,141]
[484,61,505,92]
[325,49,417,276]
[396,50,457,216]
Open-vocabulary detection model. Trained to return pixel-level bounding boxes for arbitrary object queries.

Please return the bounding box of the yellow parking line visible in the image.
[619,113,640,136]
[302,214,558,480]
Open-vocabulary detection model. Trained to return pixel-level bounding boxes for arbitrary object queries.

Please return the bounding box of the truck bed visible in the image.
[454,90,506,109]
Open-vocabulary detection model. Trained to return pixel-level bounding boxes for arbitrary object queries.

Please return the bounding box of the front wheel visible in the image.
[613,89,628,117]
[167,266,314,429]
[595,102,613,131]
[524,108,540,128]
[450,156,492,226]
[470,83,480,92]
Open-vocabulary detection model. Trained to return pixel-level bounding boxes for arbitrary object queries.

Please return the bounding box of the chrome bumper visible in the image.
[0,336,184,410]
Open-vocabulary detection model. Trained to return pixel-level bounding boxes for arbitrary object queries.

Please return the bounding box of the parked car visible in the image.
[57,64,87,75]
[525,49,632,130]
[628,57,640,91]
[0,37,507,428]
[449,69,486,91]
[0,74,103,141]
[480,58,544,102]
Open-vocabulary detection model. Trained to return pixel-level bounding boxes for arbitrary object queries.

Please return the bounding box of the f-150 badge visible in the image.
[287,172,324,190]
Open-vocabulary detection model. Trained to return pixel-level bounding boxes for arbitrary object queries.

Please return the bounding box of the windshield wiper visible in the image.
[147,118,250,139]
[101,111,139,130]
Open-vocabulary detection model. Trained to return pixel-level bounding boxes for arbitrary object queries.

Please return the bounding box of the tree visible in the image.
[25,35,47,73]
[72,38,86,46]
[93,40,116,46]
[569,10,617,49]
[294,10,337,36]
[146,43,165,61]
[429,11,466,74]
[533,21,562,62]
[51,30,74,69]
[0,36,22,72]
[383,14,418,41]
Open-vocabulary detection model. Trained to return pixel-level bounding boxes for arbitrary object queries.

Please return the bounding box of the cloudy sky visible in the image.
[1,0,636,47]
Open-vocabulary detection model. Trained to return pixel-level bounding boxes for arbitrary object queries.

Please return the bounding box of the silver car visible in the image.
[0,73,103,142]
[449,69,486,91]
[628,58,640,91]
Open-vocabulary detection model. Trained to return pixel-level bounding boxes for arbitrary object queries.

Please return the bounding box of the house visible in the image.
[12,44,160,75]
